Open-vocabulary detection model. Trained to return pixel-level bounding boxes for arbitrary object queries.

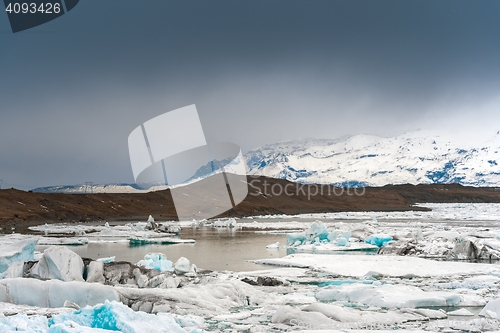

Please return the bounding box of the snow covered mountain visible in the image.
[245,130,500,187]
[34,130,500,193]
[32,183,169,194]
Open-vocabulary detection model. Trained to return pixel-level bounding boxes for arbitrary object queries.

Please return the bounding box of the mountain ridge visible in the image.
[245,130,500,187]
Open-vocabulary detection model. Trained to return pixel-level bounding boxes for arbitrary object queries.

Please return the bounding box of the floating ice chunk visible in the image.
[31,246,84,282]
[479,299,500,318]
[302,302,428,324]
[213,218,238,228]
[410,308,447,319]
[96,256,115,263]
[174,257,191,275]
[271,305,336,328]
[286,232,306,246]
[37,237,88,246]
[287,222,330,247]
[0,238,38,275]
[305,222,329,243]
[291,242,378,254]
[136,253,173,272]
[266,242,279,249]
[129,236,195,245]
[315,284,482,308]
[0,278,121,308]
[365,233,393,247]
[85,261,105,284]
[448,308,474,316]
[336,237,348,246]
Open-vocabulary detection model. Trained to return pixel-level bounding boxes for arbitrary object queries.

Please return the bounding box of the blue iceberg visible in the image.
[365,233,393,247]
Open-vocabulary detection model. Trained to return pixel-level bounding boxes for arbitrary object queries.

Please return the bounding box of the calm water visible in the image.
[37,227,288,272]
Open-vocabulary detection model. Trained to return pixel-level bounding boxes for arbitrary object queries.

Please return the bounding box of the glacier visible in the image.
[245,130,500,187]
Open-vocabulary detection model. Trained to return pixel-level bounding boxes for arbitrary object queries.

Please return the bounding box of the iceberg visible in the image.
[136,253,173,272]
[213,218,238,228]
[314,283,482,308]
[173,257,193,275]
[85,261,105,284]
[0,300,190,332]
[0,278,121,308]
[31,246,85,282]
[129,236,195,245]
[305,221,330,243]
[286,232,306,246]
[50,300,186,333]
[364,233,393,247]
[479,299,500,319]
[0,238,38,275]
[38,237,89,246]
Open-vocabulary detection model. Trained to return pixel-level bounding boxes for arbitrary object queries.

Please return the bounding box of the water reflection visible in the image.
[37,227,288,272]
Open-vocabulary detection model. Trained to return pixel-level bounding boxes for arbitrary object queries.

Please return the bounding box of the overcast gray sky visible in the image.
[1,0,499,189]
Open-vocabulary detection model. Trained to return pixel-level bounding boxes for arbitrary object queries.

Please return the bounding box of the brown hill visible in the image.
[1,175,500,232]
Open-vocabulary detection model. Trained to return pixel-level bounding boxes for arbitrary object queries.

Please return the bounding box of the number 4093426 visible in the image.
[5,2,61,14]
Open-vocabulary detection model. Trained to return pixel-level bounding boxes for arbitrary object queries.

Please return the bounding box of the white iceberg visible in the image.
[38,237,89,246]
[136,253,173,272]
[479,299,500,319]
[0,238,38,275]
[85,261,105,284]
[31,246,84,282]
[448,308,474,316]
[0,278,121,308]
[213,218,238,228]
[315,283,484,308]
[173,257,191,275]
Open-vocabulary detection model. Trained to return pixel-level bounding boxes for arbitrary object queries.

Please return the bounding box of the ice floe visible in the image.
[254,253,500,277]
[315,283,485,308]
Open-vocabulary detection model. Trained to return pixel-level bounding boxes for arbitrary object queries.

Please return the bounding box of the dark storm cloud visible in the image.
[0,0,499,189]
